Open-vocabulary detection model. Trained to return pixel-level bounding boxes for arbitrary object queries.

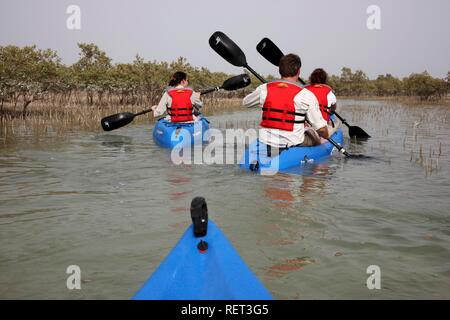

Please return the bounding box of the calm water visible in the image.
[1,99,449,299]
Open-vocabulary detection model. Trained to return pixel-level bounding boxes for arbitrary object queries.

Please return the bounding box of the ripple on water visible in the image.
[1,100,450,299]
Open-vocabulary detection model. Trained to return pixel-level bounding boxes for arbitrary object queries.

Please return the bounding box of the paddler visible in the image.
[305,68,341,136]
[152,71,203,122]
[243,54,329,155]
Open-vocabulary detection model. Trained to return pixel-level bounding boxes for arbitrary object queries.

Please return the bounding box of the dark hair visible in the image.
[309,68,328,85]
[279,54,302,77]
[169,71,188,87]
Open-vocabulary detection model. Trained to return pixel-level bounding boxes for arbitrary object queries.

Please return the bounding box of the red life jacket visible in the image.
[167,87,194,122]
[305,84,333,121]
[260,81,306,131]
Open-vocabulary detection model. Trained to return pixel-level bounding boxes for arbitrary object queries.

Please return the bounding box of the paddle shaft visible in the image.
[101,72,251,131]
[244,64,266,83]
[327,137,350,157]
[200,87,220,95]
[329,110,351,128]
[115,87,220,120]
[134,109,152,117]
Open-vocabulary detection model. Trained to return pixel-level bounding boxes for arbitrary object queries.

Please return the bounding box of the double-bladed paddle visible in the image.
[100,73,251,131]
[209,31,266,83]
[208,31,351,158]
[256,37,371,140]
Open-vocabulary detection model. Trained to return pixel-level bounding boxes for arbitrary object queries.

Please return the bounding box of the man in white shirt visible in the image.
[243,54,329,152]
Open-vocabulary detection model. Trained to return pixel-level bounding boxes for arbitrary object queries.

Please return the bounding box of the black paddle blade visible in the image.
[101,112,135,131]
[222,74,251,91]
[256,37,283,67]
[209,31,247,67]
[348,126,371,139]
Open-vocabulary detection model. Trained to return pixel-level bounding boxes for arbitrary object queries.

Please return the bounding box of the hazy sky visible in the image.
[0,0,449,79]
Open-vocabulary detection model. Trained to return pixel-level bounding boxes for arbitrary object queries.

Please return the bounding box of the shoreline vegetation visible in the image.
[1,43,449,136]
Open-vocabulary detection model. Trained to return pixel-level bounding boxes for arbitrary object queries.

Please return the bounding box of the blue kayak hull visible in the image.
[133,220,272,300]
[152,117,210,149]
[240,129,344,173]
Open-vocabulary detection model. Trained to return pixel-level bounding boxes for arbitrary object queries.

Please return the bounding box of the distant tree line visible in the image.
[0,43,237,116]
[1,44,449,117]
[329,67,449,100]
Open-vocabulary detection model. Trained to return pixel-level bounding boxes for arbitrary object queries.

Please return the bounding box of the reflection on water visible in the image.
[0,100,450,299]
[266,257,317,278]
[99,134,134,151]
[264,163,336,208]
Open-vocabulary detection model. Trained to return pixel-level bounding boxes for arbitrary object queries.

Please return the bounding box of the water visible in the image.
[1,99,449,299]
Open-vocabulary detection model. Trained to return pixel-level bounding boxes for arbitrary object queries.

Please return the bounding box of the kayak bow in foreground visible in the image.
[133,197,273,300]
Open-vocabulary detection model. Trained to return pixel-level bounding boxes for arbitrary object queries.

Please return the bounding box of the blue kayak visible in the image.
[240,128,344,173]
[133,218,272,300]
[152,116,210,148]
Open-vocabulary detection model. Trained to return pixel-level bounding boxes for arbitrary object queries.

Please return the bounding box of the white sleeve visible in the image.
[327,91,337,107]
[243,84,266,108]
[301,90,327,130]
[153,92,169,117]
[191,91,203,109]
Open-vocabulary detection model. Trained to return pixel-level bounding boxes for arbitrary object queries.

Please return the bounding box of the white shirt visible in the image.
[153,85,203,121]
[243,81,327,147]
[327,91,337,107]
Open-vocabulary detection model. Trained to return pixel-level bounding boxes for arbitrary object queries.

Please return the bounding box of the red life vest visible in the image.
[260,81,306,131]
[167,87,194,122]
[305,84,333,121]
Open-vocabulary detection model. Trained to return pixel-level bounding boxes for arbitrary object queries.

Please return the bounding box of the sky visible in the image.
[0,0,449,79]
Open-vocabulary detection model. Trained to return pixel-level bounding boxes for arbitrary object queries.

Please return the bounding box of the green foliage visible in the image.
[0,45,61,113]
[374,74,403,96]
[0,44,448,115]
[0,44,246,112]
[403,71,448,100]
[328,68,448,99]
[331,68,371,96]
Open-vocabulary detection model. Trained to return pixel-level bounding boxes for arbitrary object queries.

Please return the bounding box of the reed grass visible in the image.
[0,97,245,145]
[2,97,448,179]
[338,95,450,106]
[338,99,448,177]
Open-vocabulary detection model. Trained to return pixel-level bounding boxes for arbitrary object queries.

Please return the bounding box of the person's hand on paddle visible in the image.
[330,103,337,114]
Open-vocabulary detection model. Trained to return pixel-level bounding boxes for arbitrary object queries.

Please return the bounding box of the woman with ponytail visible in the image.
[151,71,203,122]
[305,68,341,136]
